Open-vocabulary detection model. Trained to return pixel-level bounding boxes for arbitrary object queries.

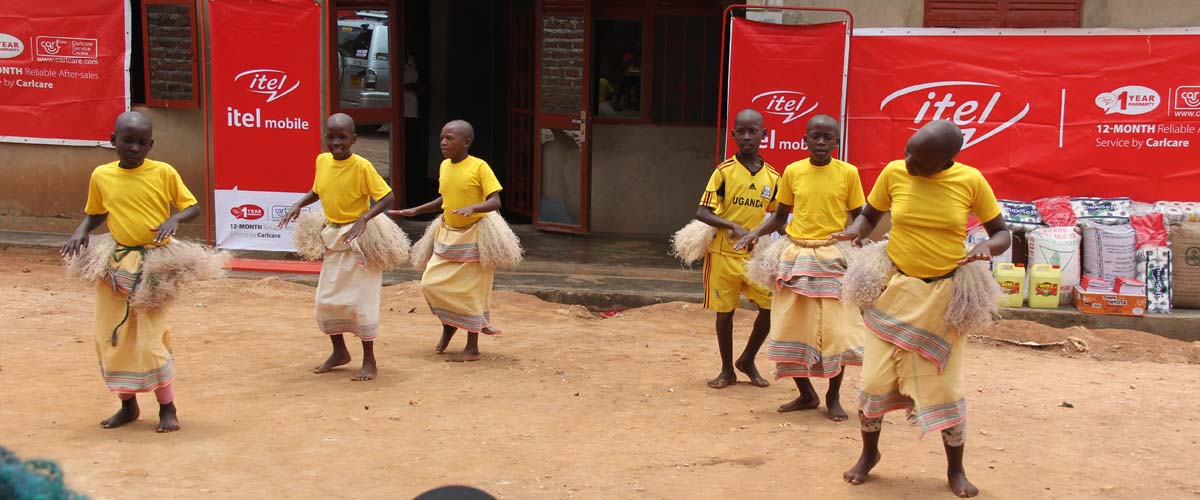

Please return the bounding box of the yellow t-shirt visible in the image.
[439,155,503,228]
[867,160,1002,278]
[312,153,393,224]
[699,156,780,256]
[776,158,865,240]
[84,159,198,247]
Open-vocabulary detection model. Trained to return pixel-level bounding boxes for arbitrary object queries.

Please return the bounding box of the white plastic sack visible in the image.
[1080,222,1136,280]
[1029,226,1081,305]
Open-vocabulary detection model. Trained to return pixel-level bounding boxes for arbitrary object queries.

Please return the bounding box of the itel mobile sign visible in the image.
[847,31,1200,202]
[210,0,322,251]
[724,19,848,172]
[0,0,128,145]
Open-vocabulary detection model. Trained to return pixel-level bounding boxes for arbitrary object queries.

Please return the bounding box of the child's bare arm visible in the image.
[340,191,397,244]
[450,192,501,217]
[832,203,885,247]
[735,205,791,250]
[389,196,444,218]
[694,205,745,235]
[279,191,320,228]
[152,204,202,243]
[61,213,108,257]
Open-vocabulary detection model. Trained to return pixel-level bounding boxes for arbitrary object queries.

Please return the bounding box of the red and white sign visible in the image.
[724,19,848,172]
[847,30,1200,201]
[210,0,322,251]
[0,0,128,146]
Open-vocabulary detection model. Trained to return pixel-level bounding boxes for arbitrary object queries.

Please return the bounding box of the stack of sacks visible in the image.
[1028,226,1082,305]
[1080,222,1136,281]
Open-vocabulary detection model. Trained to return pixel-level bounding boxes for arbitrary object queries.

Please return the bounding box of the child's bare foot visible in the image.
[312,351,351,374]
[843,450,882,485]
[435,331,454,353]
[826,397,849,421]
[446,350,482,362]
[707,370,736,389]
[948,471,979,497]
[481,326,503,336]
[352,359,377,381]
[734,359,770,387]
[156,403,180,433]
[100,400,139,429]
[778,393,820,412]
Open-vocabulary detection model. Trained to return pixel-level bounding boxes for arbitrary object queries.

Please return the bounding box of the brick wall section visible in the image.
[541,15,584,114]
[147,4,195,102]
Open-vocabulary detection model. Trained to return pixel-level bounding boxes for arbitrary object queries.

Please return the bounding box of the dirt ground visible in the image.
[1,246,1198,500]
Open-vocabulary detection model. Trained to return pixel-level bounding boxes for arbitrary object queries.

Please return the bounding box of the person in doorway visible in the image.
[833,120,1011,498]
[279,113,396,381]
[735,114,867,421]
[389,120,521,362]
[61,111,203,433]
[694,108,779,389]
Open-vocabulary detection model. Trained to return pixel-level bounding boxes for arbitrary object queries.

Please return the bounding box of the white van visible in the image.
[337,14,390,108]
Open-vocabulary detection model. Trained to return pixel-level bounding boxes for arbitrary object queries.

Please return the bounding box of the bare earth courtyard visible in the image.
[1,247,1198,499]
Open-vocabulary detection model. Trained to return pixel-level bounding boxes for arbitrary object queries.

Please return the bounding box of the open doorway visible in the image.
[414,0,524,221]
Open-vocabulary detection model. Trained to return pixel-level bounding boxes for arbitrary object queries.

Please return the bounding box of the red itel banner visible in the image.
[725,18,847,171]
[211,0,322,251]
[0,0,128,146]
[847,30,1200,201]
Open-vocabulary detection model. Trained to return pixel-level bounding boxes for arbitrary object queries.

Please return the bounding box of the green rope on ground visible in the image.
[0,446,88,500]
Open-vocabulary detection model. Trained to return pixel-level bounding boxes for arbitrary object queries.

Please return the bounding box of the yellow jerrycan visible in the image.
[1028,264,1062,309]
[994,263,1025,308]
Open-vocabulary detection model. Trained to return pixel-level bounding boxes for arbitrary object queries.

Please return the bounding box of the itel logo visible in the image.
[231,204,265,220]
[235,69,299,103]
[880,81,1030,150]
[752,90,819,124]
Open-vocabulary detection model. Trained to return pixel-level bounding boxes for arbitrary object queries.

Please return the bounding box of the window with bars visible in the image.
[131,0,201,108]
[924,0,1083,28]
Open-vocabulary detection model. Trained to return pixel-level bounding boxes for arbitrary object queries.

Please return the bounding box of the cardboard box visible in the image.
[1073,286,1146,316]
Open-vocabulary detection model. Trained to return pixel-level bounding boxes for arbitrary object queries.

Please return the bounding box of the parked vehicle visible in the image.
[337,13,390,109]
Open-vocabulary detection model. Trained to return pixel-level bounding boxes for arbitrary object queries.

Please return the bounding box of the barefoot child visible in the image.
[389,120,521,362]
[279,113,396,381]
[736,114,867,420]
[834,120,1010,498]
[691,109,778,389]
[61,111,204,433]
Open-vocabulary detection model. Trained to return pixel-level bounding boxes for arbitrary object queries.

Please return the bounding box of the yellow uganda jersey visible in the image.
[699,156,780,256]
[776,158,865,240]
[84,159,198,247]
[439,155,503,228]
[867,160,1002,279]
[312,153,392,224]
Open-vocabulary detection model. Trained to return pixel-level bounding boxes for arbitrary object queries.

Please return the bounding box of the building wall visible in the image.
[752,0,1200,28]
[0,107,208,238]
[747,0,921,27]
[1082,0,1200,28]
[590,124,715,235]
